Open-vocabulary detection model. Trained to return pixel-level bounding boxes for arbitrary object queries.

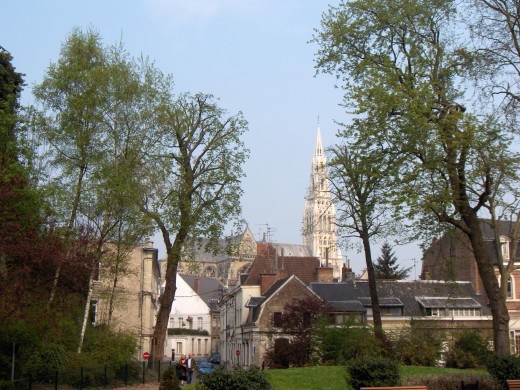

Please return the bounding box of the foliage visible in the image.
[312,319,382,365]
[314,0,517,355]
[263,296,328,368]
[0,47,24,157]
[265,365,490,390]
[160,366,181,390]
[445,330,492,369]
[388,328,443,367]
[142,89,249,357]
[487,355,520,390]
[347,355,401,389]
[374,242,411,280]
[168,328,209,336]
[197,366,271,390]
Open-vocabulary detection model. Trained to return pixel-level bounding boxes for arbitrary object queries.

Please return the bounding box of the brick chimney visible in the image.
[194,277,200,294]
[260,273,277,295]
[316,267,333,283]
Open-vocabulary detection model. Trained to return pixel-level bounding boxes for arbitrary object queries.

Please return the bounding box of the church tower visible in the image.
[302,126,343,280]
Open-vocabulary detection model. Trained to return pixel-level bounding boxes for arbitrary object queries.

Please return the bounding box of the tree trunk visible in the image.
[463,211,510,355]
[361,233,384,342]
[152,229,187,360]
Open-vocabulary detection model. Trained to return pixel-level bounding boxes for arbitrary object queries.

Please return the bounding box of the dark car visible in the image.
[197,360,214,376]
[209,353,220,364]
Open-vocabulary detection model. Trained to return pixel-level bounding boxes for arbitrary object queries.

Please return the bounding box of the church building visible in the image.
[302,126,344,280]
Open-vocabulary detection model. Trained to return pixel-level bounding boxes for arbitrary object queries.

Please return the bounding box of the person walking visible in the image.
[186,354,196,384]
[177,354,187,386]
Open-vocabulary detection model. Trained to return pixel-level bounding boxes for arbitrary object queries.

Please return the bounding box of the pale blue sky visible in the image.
[2,0,422,275]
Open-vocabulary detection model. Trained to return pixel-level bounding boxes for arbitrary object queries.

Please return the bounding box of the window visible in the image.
[176,342,182,355]
[204,339,208,355]
[90,301,98,325]
[178,317,184,328]
[169,317,175,328]
[198,317,203,330]
[197,339,201,355]
[501,237,510,260]
[508,277,514,299]
[273,312,283,327]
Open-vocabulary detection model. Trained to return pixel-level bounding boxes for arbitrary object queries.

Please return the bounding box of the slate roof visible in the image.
[353,280,491,317]
[183,235,242,263]
[415,297,481,309]
[243,256,320,286]
[180,274,224,305]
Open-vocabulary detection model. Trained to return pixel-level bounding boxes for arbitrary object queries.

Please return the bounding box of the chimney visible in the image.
[325,247,329,268]
[145,237,154,248]
[260,273,277,295]
[194,277,200,294]
[316,267,333,283]
[342,266,355,282]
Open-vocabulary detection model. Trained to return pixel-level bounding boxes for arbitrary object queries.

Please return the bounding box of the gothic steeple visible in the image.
[302,125,343,279]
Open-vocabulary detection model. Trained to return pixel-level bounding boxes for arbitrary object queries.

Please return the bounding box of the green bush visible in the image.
[487,355,520,390]
[445,330,491,369]
[198,366,271,390]
[388,328,443,366]
[160,366,180,390]
[313,321,382,365]
[0,380,14,390]
[347,355,400,390]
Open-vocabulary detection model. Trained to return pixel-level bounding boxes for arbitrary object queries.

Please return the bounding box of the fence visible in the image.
[10,360,176,390]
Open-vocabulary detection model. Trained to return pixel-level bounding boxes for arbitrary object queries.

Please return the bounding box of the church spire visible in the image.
[303,123,344,280]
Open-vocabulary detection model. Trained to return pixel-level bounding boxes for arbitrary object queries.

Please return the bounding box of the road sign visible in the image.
[143,352,150,360]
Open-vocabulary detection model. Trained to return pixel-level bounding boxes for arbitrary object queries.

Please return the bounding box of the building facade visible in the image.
[421,220,520,352]
[92,239,161,360]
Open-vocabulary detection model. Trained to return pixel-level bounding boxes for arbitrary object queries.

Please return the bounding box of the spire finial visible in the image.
[317,114,320,126]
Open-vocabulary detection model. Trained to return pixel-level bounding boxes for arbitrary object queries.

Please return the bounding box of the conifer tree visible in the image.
[374,243,411,280]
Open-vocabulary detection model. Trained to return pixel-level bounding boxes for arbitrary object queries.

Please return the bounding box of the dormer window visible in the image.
[500,236,510,260]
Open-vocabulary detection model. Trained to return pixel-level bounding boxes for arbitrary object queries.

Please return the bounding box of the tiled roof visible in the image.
[180,274,224,304]
[353,280,491,317]
[358,297,404,307]
[245,296,266,307]
[416,296,481,309]
[243,256,320,286]
[327,300,366,312]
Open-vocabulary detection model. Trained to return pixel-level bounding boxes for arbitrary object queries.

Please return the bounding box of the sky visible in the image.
[1,0,423,277]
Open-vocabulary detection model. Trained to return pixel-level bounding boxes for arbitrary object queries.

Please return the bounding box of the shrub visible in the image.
[445,330,491,369]
[388,328,443,366]
[160,366,180,390]
[198,366,271,390]
[313,321,382,365]
[487,355,520,390]
[347,355,400,390]
[402,373,497,390]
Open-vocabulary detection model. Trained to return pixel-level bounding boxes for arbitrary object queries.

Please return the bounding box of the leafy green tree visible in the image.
[374,243,411,280]
[328,135,402,341]
[140,92,249,359]
[0,46,24,158]
[314,0,519,355]
[32,28,157,352]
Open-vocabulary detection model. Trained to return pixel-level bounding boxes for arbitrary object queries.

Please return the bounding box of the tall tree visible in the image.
[140,92,249,359]
[374,242,411,280]
[467,0,520,131]
[314,0,519,355]
[32,29,157,351]
[328,133,400,342]
[0,47,24,158]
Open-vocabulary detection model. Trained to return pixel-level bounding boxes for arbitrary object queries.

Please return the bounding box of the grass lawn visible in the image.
[265,365,489,390]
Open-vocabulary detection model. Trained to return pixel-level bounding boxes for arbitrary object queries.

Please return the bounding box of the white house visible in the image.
[165,274,221,360]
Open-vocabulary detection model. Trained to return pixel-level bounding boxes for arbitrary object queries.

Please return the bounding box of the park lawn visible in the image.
[265,365,489,390]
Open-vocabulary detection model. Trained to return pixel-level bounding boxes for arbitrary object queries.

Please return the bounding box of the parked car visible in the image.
[209,353,220,364]
[197,360,214,376]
